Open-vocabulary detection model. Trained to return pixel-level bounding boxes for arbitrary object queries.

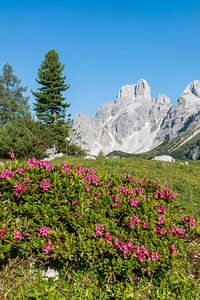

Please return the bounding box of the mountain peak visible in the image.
[182,80,200,98]
[117,79,151,99]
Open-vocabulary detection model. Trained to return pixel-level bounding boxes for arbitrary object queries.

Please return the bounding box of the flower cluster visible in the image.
[14,183,27,196]
[181,216,196,228]
[40,179,51,190]
[93,224,104,237]
[37,226,50,237]
[0,169,14,179]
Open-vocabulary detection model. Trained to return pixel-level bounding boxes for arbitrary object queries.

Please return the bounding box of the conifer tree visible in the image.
[32,49,70,124]
[0,64,29,126]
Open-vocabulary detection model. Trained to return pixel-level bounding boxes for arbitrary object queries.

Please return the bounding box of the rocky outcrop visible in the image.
[71,79,200,157]
[187,143,200,160]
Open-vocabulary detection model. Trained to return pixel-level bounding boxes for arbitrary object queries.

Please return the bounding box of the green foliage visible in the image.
[0,160,198,279]
[0,64,29,126]
[32,49,70,124]
[0,116,52,159]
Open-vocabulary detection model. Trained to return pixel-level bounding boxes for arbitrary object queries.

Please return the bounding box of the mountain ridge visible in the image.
[70,79,200,159]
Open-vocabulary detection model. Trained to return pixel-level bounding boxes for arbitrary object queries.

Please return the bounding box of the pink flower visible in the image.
[118,186,126,194]
[93,224,104,238]
[38,226,50,237]
[150,252,159,260]
[42,242,53,254]
[181,216,189,222]
[9,151,15,160]
[16,167,26,174]
[156,205,166,214]
[113,239,121,249]
[137,253,145,262]
[0,169,14,179]
[154,227,166,235]
[158,215,165,224]
[189,217,196,228]
[140,220,148,228]
[0,228,6,237]
[40,179,51,190]
[176,228,184,238]
[129,198,139,207]
[85,186,90,193]
[169,244,177,254]
[72,199,78,206]
[13,230,22,240]
[14,183,27,196]
[103,232,112,242]
[129,215,139,228]
[23,176,30,184]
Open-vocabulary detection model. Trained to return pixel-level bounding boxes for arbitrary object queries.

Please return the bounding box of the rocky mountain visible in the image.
[70,79,200,158]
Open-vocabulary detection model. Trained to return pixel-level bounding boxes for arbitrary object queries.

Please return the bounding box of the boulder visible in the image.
[152,155,175,162]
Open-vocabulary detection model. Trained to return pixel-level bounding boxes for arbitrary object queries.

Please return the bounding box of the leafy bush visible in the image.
[0,158,198,284]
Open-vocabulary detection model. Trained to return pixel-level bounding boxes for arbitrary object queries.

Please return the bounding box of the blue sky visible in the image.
[0,0,200,116]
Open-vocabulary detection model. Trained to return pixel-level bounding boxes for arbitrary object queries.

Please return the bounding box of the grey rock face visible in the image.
[71,79,200,156]
[187,143,200,160]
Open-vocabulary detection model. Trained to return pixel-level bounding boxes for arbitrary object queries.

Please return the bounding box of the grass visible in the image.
[0,156,200,299]
[53,156,200,215]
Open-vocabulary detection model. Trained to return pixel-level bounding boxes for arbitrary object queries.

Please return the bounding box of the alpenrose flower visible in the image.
[9,151,15,160]
[40,179,51,190]
[38,226,50,237]
[42,242,53,254]
[93,224,104,237]
[169,244,177,254]
[0,169,14,179]
[13,230,22,240]
[0,228,6,237]
[14,183,27,196]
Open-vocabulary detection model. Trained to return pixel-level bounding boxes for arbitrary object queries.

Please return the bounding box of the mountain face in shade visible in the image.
[70,79,200,156]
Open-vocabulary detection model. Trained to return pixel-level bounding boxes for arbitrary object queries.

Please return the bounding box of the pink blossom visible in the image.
[127,189,134,195]
[85,185,90,193]
[16,167,26,174]
[158,215,165,224]
[14,183,27,196]
[87,168,95,174]
[129,215,139,228]
[180,216,189,222]
[189,217,196,228]
[140,220,148,228]
[95,190,101,196]
[103,232,112,242]
[149,252,159,260]
[72,199,78,206]
[0,169,14,179]
[93,224,104,238]
[169,244,177,254]
[113,239,120,249]
[129,198,139,207]
[9,151,15,160]
[23,176,30,184]
[13,230,22,240]
[42,242,53,254]
[40,179,51,190]
[118,186,126,194]
[135,187,144,194]
[154,227,166,235]
[74,211,79,217]
[111,194,120,202]
[156,205,166,213]
[137,253,145,262]
[38,226,50,237]
[176,228,184,238]
[0,228,6,237]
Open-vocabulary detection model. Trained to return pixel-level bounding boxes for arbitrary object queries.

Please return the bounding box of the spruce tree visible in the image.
[0,64,29,126]
[32,49,70,124]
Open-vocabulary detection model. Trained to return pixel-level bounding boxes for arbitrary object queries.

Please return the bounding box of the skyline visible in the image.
[0,0,200,117]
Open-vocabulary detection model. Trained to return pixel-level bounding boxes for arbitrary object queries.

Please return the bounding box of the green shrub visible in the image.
[0,158,198,285]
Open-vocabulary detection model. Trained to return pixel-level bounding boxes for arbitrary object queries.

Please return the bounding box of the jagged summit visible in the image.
[117,79,151,100]
[71,79,200,156]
